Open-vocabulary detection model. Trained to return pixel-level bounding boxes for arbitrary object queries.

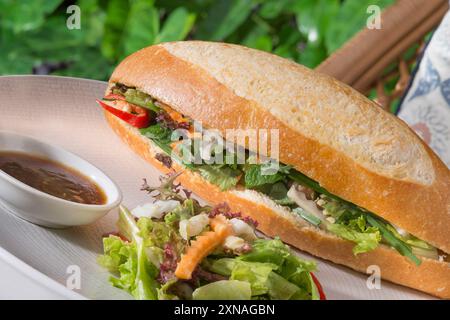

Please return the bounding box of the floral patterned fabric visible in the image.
[398,9,450,167]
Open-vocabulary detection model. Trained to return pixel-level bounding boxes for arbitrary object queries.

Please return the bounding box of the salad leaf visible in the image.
[277,250,317,299]
[157,278,179,300]
[239,238,291,267]
[208,258,237,276]
[192,280,252,300]
[326,220,381,255]
[114,206,159,299]
[196,164,241,191]
[266,271,303,300]
[236,238,317,299]
[207,257,315,300]
[164,199,195,226]
[321,197,381,254]
[98,235,131,272]
[140,123,172,145]
[140,123,173,156]
[243,163,289,188]
[137,217,172,248]
[265,182,295,206]
[230,261,277,296]
[320,196,422,264]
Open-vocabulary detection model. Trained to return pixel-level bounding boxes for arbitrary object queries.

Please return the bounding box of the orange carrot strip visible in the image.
[175,215,232,280]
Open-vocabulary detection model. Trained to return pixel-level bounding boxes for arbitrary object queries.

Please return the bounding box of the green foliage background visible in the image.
[0,0,394,81]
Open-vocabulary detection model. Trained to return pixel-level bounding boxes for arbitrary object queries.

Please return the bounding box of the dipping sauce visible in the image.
[0,151,106,205]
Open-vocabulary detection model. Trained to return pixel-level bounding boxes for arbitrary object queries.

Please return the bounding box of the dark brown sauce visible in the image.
[0,151,106,205]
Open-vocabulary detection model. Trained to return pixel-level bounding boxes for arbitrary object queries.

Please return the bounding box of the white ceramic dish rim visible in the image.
[0,246,85,299]
[0,130,122,211]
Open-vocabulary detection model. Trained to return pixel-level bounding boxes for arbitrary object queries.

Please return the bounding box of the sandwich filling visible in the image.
[99,83,448,265]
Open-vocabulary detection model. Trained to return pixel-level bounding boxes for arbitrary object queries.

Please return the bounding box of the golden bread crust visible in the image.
[109,42,450,252]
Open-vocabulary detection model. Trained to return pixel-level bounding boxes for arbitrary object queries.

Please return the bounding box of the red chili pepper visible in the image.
[311,272,326,300]
[96,99,150,128]
[104,93,126,101]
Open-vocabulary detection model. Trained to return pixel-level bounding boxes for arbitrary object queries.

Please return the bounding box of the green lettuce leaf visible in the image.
[97,235,131,273]
[207,258,315,300]
[239,238,316,274]
[208,257,237,275]
[230,261,277,296]
[137,211,186,261]
[164,199,195,226]
[157,278,179,300]
[107,205,159,300]
[266,182,295,205]
[192,280,252,300]
[327,219,381,255]
[243,163,290,188]
[196,164,241,191]
[278,254,317,298]
[140,123,172,142]
[139,123,173,154]
[266,271,305,300]
[207,239,318,300]
[137,217,172,249]
[321,198,381,255]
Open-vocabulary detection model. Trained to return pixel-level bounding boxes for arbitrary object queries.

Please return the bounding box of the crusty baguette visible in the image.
[110,41,450,254]
[105,111,450,298]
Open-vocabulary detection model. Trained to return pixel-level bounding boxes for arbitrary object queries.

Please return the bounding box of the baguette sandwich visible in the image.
[97,41,450,298]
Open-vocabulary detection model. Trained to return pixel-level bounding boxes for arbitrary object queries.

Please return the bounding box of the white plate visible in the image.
[0,75,434,300]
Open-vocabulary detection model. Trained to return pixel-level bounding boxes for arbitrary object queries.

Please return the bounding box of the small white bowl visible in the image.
[0,131,122,228]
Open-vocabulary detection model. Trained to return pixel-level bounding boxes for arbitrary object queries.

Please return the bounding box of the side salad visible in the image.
[98,173,325,300]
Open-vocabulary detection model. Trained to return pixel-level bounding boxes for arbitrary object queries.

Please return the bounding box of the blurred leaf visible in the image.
[101,0,130,61]
[0,32,36,74]
[0,15,85,74]
[299,43,327,68]
[196,0,256,41]
[241,15,273,51]
[122,0,159,58]
[77,0,105,46]
[52,47,113,80]
[325,0,395,54]
[294,0,339,47]
[22,17,87,54]
[259,0,292,19]
[156,7,196,43]
[155,0,213,12]
[0,0,60,32]
[243,32,272,52]
[0,0,64,33]
[273,24,302,60]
